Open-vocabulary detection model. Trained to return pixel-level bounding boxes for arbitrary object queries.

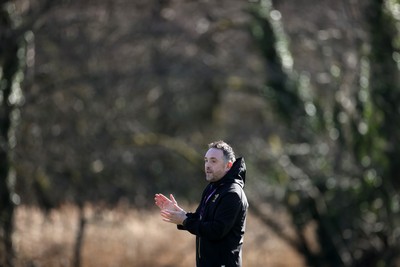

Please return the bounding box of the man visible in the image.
[154,140,248,267]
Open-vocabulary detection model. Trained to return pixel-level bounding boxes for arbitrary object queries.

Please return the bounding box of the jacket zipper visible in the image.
[198,237,201,259]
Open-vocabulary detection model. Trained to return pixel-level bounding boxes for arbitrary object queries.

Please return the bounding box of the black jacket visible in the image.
[178,157,248,267]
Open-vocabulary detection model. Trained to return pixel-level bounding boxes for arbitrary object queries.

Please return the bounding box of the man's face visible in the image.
[204,148,231,182]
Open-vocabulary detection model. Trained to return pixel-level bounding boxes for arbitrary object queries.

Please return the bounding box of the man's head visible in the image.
[204,141,236,182]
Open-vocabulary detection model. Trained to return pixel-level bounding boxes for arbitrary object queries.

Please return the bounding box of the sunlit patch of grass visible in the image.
[13,204,303,267]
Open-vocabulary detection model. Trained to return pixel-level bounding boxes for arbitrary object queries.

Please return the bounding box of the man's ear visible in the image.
[227,161,233,169]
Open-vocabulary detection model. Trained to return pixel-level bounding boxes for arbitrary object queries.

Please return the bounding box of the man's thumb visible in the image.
[170,194,177,204]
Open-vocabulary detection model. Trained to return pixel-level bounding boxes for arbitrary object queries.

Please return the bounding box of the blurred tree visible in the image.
[0,1,59,265]
[14,0,257,210]
[0,3,20,265]
[249,0,400,266]
[9,0,400,265]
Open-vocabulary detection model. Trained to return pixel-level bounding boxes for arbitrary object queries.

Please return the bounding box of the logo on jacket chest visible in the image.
[211,194,219,202]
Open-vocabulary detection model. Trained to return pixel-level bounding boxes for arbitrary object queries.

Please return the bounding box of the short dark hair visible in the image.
[208,140,236,163]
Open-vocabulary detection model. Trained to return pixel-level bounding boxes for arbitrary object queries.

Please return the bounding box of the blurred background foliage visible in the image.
[1,0,400,266]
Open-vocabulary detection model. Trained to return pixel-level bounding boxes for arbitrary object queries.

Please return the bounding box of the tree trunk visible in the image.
[73,203,86,267]
[0,33,18,267]
[0,4,25,266]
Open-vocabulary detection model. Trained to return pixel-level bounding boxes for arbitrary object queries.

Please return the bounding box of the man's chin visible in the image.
[205,176,214,182]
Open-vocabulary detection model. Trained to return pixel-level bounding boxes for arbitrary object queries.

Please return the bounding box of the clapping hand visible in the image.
[154,193,187,225]
[154,193,181,211]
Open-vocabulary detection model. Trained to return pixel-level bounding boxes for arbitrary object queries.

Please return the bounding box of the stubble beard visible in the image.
[205,171,215,182]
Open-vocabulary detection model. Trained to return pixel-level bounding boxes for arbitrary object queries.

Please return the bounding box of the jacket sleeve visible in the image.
[182,191,242,240]
[177,211,199,230]
[177,185,209,231]
[177,201,203,230]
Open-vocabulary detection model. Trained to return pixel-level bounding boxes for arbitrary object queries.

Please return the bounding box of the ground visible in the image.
[13,204,304,267]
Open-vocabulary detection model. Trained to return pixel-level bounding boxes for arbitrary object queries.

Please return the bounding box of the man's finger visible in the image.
[157,193,169,201]
[173,203,182,211]
[170,194,177,204]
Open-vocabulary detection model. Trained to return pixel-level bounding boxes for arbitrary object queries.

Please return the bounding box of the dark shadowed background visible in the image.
[1,0,400,266]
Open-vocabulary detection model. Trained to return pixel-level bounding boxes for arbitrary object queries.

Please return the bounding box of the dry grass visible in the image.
[13,204,304,267]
